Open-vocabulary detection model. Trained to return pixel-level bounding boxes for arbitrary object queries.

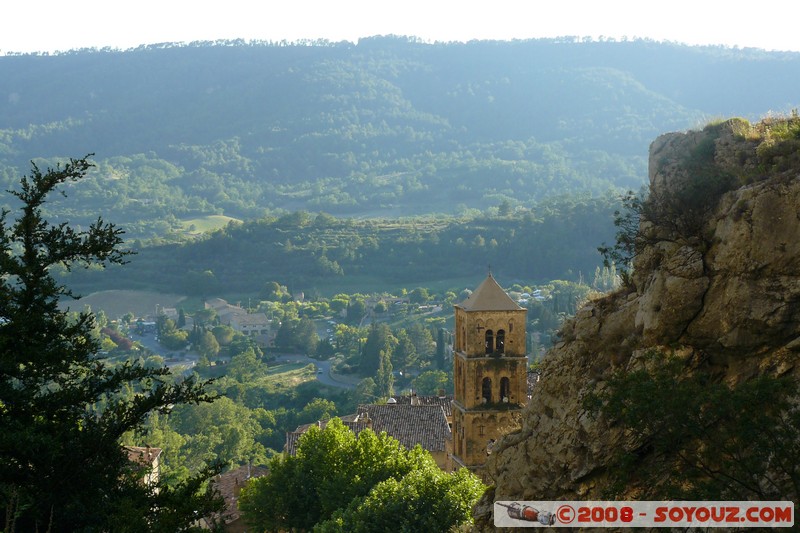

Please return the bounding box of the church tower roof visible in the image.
[458,273,522,311]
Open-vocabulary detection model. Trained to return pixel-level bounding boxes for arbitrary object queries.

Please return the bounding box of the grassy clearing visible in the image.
[68,290,187,319]
[179,215,241,236]
[266,361,309,375]
[265,364,317,386]
[197,361,316,383]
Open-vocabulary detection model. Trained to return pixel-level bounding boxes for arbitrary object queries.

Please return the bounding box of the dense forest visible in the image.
[2,38,798,218]
[2,37,799,292]
[66,195,619,294]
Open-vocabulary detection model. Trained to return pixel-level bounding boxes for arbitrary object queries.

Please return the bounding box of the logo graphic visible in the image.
[496,502,556,526]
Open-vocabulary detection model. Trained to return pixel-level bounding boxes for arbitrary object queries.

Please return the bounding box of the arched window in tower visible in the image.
[496,329,505,353]
[485,330,494,354]
[500,377,510,402]
[482,377,492,403]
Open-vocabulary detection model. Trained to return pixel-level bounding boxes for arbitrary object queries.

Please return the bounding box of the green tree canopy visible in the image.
[354,377,378,404]
[407,321,434,360]
[408,287,430,304]
[295,317,320,355]
[334,324,363,358]
[412,370,451,396]
[375,350,394,399]
[238,418,484,532]
[260,281,288,302]
[196,329,221,359]
[167,396,269,470]
[346,299,366,324]
[392,328,417,372]
[360,322,394,376]
[316,464,485,533]
[211,324,235,346]
[227,347,268,382]
[434,327,447,369]
[296,398,338,426]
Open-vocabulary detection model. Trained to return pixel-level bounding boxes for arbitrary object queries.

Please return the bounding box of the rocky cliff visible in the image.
[473,117,800,529]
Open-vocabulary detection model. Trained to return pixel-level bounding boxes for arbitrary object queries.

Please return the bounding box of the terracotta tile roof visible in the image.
[230,313,269,326]
[356,404,451,452]
[285,431,303,457]
[391,393,453,418]
[124,446,162,467]
[211,464,268,526]
[285,403,451,457]
[457,273,522,311]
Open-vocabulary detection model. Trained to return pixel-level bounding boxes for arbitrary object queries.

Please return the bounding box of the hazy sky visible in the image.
[2,0,799,54]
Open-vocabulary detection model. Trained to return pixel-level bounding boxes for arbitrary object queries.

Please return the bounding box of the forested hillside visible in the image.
[66,195,617,294]
[2,38,798,238]
[3,37,799,292]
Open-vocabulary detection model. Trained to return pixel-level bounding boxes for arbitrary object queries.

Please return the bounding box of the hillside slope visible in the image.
[473,117,800,528]
[1,39,799,239]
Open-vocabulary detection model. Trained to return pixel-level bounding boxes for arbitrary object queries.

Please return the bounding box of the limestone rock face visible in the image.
[473,120,800,530]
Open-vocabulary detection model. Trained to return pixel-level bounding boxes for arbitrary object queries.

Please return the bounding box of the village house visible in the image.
[356,402,451,469]
[124,445,162,488]
[204,297,273,342]
[227,312,270,337]
[285,394,452,470]
[199,464,268,533]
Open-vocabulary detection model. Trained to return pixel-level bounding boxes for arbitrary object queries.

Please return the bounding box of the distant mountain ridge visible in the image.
[1,38,798,238]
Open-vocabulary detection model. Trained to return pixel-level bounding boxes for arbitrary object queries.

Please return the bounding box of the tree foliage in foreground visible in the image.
[315,466,484,533]
[238,418,485,532]
[584,352,800,502]
[0,157,221,532]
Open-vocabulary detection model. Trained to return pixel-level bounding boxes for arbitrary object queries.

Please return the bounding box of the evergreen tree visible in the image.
[197,330,221,360]
[274,318,297,351]
[354,377,377,404]
[294,316,320,355]
[393,329,417,372]
[0,157,220,531]
[346,299,366,325]
[435,328,447,369]
[407,322,433,361]
[375,350,394,399]
[360,323,393,376]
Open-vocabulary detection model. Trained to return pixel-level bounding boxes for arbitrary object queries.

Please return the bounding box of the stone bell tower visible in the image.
[451,273,528,475]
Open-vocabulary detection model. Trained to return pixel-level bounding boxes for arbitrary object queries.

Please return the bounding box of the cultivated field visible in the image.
[65,290,188,319]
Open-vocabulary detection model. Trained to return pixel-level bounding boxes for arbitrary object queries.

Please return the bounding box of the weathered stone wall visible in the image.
[457,307,528,357]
